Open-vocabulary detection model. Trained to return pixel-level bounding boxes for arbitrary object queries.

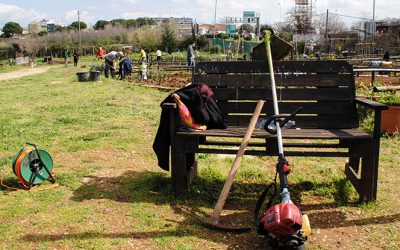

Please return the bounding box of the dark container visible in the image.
[90,71,101,81]
[76,72,90,82]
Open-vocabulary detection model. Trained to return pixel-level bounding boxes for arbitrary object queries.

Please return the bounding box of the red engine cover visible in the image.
[262,203,302,237]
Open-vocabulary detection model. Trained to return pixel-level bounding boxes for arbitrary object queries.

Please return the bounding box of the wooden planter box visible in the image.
[381,106,400,134]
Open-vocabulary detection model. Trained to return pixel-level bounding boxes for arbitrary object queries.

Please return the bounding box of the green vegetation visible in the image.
[161,24,178,54]
[0,60,399,249]
[69,21,87,30]
[1,21,23,38]
[378,91,400,106]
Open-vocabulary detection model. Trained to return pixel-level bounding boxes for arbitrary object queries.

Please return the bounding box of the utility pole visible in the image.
[78,10,81,50]
[372,0,376,53]
[278,2,282,24]
[325,9,329,52]
[372,0,375,36]
[256,15,260,42]
[214,0,217,38]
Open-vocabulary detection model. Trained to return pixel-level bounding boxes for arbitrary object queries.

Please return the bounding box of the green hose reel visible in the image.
[11,142,55,189]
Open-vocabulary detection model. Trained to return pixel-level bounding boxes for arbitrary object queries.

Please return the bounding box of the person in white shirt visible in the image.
[156,49,162,63]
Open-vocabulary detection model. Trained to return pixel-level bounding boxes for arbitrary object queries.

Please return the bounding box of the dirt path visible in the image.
[0,66,54,81]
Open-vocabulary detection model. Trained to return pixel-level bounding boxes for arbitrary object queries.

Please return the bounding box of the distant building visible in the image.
[209,24,226,34]
[198,24,213,35]
[47,23,56,33]
[150,17,194,38]
[28,22,45,34]
[150,17,193,26]
[376,20,400,39]
[29,19,65,34]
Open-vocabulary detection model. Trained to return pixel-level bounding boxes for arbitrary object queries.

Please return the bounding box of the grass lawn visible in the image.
[1,59,400,249]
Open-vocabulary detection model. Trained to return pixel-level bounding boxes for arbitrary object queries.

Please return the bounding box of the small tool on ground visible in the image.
[199,100,264,232]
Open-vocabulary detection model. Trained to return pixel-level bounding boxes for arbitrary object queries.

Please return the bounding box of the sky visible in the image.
[0,0,398,29]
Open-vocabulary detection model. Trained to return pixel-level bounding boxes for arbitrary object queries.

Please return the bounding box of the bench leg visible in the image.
[359,142,377,202]
[171,136,198,197]
[346,140,378,202]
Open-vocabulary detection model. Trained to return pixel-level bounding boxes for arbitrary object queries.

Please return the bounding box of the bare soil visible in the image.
[0,66,53,81]
[131,72,400,90]
[356,75,400,86]
[131,72,192,89]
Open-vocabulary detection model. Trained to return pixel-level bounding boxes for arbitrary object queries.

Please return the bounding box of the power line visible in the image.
[329,12,368,20]
[314,11,367,20]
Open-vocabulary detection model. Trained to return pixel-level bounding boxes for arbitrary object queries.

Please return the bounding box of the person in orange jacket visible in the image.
[96,47,106,60]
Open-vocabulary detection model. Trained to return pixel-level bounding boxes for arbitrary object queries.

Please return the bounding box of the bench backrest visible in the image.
[193,60,358,129]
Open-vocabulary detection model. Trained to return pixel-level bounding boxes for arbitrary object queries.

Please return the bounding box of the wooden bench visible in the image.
[163,60,388,202]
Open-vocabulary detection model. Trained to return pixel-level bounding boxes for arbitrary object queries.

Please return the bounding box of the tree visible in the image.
[239,24,254,34]
[93,20,110,30]
[69,21,87,30]
[260,24,274,34]
[38,30,49,36]
[161,24,177,54]
[286,7,314,34]
[314,12,346,35]
[2,22,23,38]
[111,19,127,27]
[54,25,67,32]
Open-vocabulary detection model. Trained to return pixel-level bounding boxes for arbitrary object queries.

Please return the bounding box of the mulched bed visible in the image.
[130,72,191,89]
[129,71,399,90]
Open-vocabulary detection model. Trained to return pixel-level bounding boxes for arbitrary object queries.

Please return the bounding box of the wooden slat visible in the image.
[194,73,353,87]
[202,140,343,148]
[213,88,354,101]
[217,101,357,115]
[196,148,350,157]
[195,61,353,74]
[202,141,266,147]
[226,115,358,128]
[176,127,371,139]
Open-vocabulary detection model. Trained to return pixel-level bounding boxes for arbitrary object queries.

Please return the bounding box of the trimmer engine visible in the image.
[262,203,302,237]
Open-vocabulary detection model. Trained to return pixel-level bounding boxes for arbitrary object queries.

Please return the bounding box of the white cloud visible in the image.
[123,0,137,3]
[0,4,46,27]
[122,11,150,19]
[64,10,96,26]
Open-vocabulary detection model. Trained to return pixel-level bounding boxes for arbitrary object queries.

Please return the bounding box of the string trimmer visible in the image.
[255,30,311,249]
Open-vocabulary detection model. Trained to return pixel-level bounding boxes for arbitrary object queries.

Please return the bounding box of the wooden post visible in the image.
[371,71,376,87]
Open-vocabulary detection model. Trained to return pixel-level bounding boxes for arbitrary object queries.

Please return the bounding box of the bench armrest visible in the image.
[355,97,388,138]
[355,97,388,110]
[161,102,177,109]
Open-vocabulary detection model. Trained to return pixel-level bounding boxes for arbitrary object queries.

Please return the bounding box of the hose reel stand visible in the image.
[11,142,55,189]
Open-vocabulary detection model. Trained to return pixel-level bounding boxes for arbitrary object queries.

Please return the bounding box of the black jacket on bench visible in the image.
[153,84,227,171]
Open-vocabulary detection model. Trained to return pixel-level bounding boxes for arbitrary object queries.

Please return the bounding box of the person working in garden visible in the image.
[63,48,69,67]
[73,51,79,67]
[156,49,162,63]
[104,51,124,78]
[140,48,147,63]
[187,42,196,67]
[96,47,106,60]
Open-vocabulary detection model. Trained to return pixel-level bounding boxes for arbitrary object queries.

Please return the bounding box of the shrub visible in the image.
[378,92,400,106]
[209,45,222,54]
[89,63,105,72]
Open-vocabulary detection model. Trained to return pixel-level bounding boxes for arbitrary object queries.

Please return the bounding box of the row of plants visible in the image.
[358,82,400,135]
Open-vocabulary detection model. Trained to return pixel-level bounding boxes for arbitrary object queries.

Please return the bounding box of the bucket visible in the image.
[76,72,90,82]
[90,71,101,81]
